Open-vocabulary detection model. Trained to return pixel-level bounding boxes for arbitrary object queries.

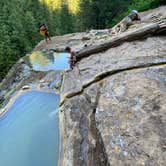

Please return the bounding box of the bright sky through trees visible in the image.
[40,0,80,13]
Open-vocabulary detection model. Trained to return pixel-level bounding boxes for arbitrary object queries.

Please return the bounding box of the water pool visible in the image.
[29,51,70,71]
[0,91,59,166]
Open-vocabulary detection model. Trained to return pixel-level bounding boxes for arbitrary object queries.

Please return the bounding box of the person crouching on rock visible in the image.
[111,10,141,34]
[65,46,76,70]
[120,10,141,32]
[39,24,51,43]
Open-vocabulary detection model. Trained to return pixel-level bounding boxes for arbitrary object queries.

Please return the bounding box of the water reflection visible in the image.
[29,51,70,71]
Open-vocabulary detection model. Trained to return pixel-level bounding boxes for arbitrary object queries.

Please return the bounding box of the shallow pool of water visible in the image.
[0,91,59,166]
[29,51,70,71]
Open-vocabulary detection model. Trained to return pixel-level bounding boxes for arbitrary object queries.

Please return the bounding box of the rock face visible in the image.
[96,66,166,165]
[60,36,166,104]
[60,65,166,166]
[59,6,166,166]
[0,6,166,166]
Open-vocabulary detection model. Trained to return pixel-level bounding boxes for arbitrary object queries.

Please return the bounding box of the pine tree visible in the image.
[59,2,75,34]
[0,0,165,81]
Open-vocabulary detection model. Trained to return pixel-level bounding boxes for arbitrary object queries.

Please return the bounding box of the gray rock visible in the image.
[42,71,63,91]
[60,8,166,165]
[0,6,165,166]
[60,83,109,166]
[95,66,166,165]
[60,64,166,166]
[61,36,166,105]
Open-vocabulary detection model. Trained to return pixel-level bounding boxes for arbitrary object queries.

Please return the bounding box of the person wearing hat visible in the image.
[128,10,140,22]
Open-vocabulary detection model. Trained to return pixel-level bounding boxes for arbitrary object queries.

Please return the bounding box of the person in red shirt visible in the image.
[39,24,51,43]
[65,47,76,70]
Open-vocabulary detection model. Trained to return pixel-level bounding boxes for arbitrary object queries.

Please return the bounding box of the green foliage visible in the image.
[77,0,133,29]
[111,0,166,26]
[128,0,165,11]
[0,0,78,81]
[78,0,165,29]
[0,0,165,81]
[58,3,75,34]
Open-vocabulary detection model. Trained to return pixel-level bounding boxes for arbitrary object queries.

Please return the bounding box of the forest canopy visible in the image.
[0,0,165,80]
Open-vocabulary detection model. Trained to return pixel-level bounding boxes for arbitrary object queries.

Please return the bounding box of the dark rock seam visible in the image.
[60,62,166,106]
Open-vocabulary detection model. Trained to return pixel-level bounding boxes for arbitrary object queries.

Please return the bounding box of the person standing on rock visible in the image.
[112,10,141,34]
[39,24,51,43]
[65,47,76,70]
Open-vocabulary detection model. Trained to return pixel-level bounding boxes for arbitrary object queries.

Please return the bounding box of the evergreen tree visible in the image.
[59,2,75,34]
[0,0,165,81]
[77,0,93,30]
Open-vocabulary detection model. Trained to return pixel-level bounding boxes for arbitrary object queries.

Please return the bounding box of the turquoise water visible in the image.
[29,52,70,71]
[0,91,59,166]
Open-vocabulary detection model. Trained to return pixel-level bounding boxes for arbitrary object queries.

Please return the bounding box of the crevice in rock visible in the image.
[89,109,110,166]
[60,89,84,107]
[73,114,89,166]
[70,83,110,166]
[78,115,89,166]
[60,62,166,106]
[83,62,166,89]
[72,83,110,166]
[88,84,110,166]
